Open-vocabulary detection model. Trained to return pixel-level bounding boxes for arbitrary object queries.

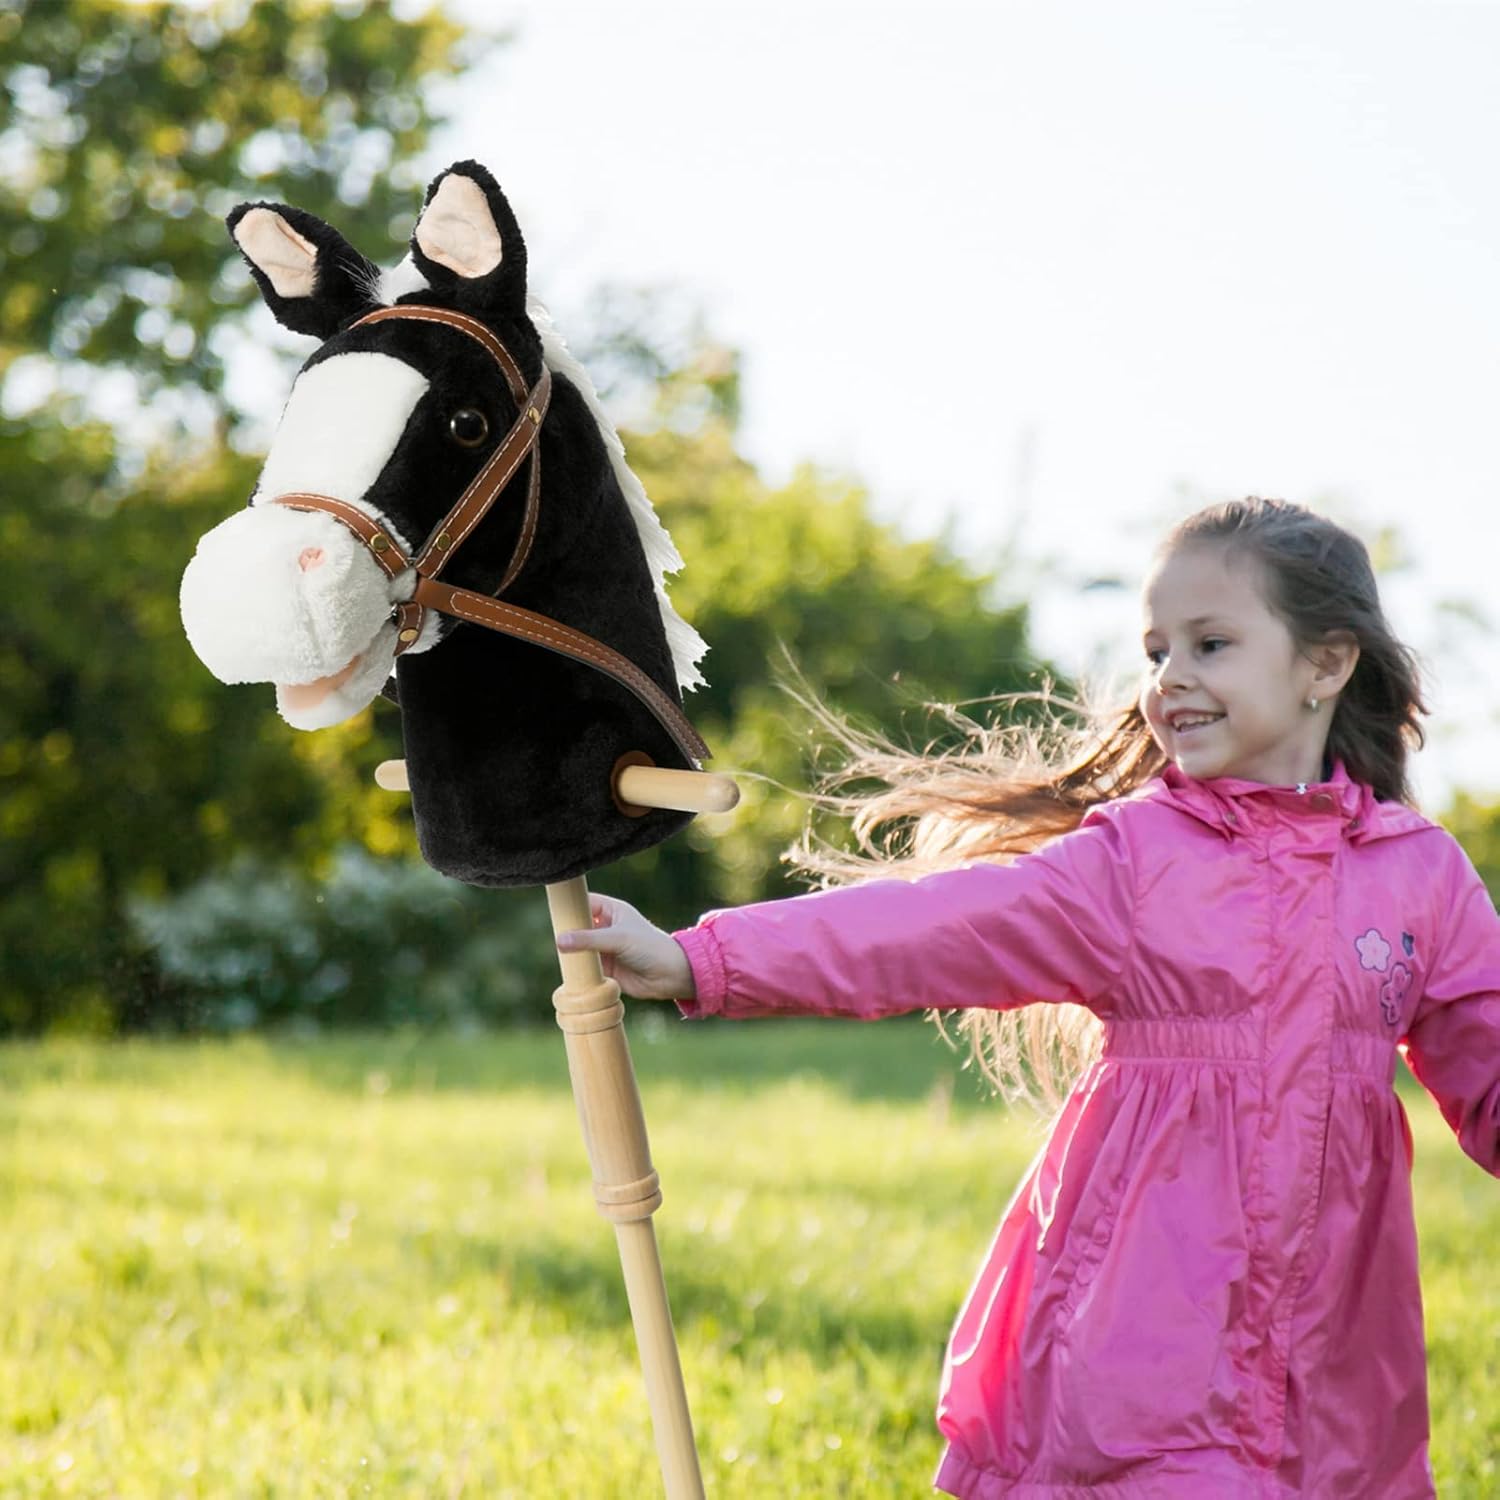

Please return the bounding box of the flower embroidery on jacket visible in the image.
[1380,963,1412,1028]
[1355,928,1391,972]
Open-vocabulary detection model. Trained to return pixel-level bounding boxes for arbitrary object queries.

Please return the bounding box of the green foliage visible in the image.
[0,0,471,1032]
[1,1026,1494,1494]
[1442,792,1500,904]
[0,0,477,401]
[591,345,1048,924]
[131,849,554,1030]
[0,419,340,1031]
[0,1,1053,1034]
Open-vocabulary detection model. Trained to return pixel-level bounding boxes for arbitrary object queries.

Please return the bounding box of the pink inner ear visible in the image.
[234,208,318,298]
[414,174,504,279]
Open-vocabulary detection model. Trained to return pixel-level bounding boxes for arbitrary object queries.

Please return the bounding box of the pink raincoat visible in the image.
[673,764,1500,1497]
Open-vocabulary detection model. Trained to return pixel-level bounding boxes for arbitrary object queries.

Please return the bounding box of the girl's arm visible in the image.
[1402,838,1500,1176]
[672,806,1136,1021]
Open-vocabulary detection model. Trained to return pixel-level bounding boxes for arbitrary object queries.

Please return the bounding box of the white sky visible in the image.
[420,1,1499,806]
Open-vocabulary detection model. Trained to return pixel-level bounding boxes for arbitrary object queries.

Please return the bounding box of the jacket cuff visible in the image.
[671,922,727,1018]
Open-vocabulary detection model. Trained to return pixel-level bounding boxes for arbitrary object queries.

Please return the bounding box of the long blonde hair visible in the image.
[784,498,1427,1109]
[785,684,1162,1110]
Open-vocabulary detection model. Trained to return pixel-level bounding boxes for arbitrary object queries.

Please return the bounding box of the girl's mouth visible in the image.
[1169,712,1225,736]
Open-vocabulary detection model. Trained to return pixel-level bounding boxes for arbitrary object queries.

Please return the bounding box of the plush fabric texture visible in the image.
[180,502,396,690]
[191,160,705,887]
[227,201,379,339]
[386,352,697,884]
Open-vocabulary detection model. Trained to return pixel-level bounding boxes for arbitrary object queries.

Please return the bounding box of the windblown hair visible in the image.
[786,498,1427,1109]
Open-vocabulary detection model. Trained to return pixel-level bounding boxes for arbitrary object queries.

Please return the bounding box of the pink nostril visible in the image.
[298,547,326,573]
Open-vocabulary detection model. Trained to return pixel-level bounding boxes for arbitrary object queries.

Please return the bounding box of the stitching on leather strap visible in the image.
[270,493,412,578]
[494,452,541,596]
[415,577,710,764]
[270,493,428,656]
[350,304,527,403]
[415,365,552,578]
[349,305,549,597]
[291,310,708,755]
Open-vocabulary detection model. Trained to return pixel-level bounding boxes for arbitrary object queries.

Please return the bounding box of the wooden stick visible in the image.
[374,755,718,1494]
[547,876,705,1499]
[612,763,740,814]
[375,758,739,815]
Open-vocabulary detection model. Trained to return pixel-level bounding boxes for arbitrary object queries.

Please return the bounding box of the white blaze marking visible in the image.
[255,352,429,516]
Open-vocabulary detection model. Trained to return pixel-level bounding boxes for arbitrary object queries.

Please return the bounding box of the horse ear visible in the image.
[227,202,377,338]
[409,161,528,314]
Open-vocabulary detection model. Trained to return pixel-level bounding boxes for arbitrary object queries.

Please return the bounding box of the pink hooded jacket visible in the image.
[673,764,1500,1498]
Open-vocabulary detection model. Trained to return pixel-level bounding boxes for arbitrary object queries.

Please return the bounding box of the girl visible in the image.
[557,498,1500,1498]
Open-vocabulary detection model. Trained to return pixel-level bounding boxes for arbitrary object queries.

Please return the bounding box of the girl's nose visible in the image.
[1155,655,1190,693]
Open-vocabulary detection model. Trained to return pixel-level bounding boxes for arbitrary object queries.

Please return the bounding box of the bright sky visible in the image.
[422,2,1498,806]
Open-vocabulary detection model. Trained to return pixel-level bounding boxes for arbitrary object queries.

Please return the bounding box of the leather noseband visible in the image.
[269,303,708,766]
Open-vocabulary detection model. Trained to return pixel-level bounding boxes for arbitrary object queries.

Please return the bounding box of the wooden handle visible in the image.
[614,763,739,814]
[375,758,738,814]
[547,877,704,1498]
[374,759,410,791]
[371,760,717,1493]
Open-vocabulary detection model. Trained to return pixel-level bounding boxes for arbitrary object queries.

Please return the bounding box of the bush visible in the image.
[129,849,559,1031]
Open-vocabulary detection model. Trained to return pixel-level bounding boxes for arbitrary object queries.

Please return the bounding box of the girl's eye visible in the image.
[1145,648,1166,666]
[449,408,489,448]
[1200,637,1228,654]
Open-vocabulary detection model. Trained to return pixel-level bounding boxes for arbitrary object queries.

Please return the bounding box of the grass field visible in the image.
[2,1020,1496,1497]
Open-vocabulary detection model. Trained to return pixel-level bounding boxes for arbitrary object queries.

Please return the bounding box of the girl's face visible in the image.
[1139,543,1350,786]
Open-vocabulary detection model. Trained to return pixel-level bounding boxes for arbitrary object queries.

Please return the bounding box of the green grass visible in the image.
[1,1021,1495,1497]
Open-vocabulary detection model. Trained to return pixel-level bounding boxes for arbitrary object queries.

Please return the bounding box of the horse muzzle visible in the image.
[180,500,405,728]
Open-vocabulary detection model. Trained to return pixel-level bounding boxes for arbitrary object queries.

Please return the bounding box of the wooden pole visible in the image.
[376,758,732,1496]
[546,875,705,1500]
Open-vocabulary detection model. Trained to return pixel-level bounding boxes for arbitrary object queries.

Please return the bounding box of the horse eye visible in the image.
[449,409,489,448]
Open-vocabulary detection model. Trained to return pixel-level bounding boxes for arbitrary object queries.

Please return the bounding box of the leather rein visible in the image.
[270,303,708,766]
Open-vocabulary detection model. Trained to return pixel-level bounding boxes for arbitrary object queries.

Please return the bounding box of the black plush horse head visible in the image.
[181,161,710,886]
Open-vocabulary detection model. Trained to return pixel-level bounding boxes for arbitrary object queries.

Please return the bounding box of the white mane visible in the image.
[526,294,709,693]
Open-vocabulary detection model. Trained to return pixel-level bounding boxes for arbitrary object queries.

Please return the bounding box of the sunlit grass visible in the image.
[1,1023,1494,1496]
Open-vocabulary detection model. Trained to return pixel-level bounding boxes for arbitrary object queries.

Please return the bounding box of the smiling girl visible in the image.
[559,497,1500,1497]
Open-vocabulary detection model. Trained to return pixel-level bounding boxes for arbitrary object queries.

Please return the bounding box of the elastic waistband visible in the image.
[1099,1019,1395,1083]
[1329,1028,1398,1083]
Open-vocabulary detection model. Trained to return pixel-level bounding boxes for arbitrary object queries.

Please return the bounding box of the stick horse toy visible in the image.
[180,160,733,1498]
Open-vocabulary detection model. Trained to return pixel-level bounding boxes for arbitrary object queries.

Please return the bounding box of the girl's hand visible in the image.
[554,894,696,1001]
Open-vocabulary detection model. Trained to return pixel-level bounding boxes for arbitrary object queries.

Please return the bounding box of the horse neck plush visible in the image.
[181,161,710,887]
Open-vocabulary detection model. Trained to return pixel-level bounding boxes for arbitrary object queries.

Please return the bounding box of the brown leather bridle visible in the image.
[269,304,708,766]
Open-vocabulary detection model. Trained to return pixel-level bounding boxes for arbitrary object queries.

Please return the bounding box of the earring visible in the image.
[1306,697,1320,711]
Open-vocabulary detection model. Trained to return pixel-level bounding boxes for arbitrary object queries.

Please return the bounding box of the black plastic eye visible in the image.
[449,408,489,448]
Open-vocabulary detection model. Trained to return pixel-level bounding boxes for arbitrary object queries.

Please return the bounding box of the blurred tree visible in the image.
[116,334,1061,1028]
[0,0,481,1032]
[0,0,478,413]
[0,420,334,1030]
[578,314,1053,929]
[0,1,1056,1033]
[1442,794,1500,905]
